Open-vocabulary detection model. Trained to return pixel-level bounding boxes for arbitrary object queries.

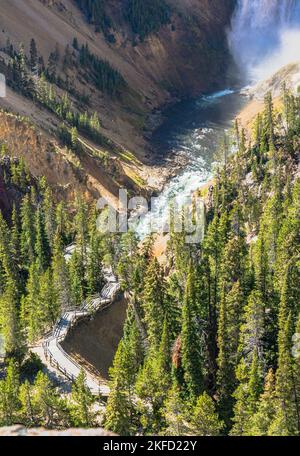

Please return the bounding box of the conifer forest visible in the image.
[0,0,299,442]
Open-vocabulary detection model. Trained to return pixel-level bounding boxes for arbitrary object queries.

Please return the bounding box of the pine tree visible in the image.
[0,278,21,355]
[135,353,170,434]
[74,196,89,261]
[135,321,171,434]
[32,371,68,428]
[10,205,21,269]
[52,234,74,312]
[20,194,36,267]
[104,306,143,434]
[70,370,96,427]
[158,317,172,374]
[42,185,56,247]
[230,350,263,436]
[270,312,300,435]
[117,231,141,293]
[162,386,192,436]
[0,212,17,281]
[0,258,5,295]
[30,38,38,74]
[264,92,276,167]
[0,359,20,425]
[202,210,230,385]
[90,112,101,131]
[239,290,265,365]
[191,392,223,436]
[22,261,43,342]
[47,44,60,82]
[69,250,85,306]
[104,375,131,435]
[15,43,31,94]
[86,210,103,294]
[278,259,300,329]
[55,201,70,244]
[181,265,203,400]
[73,37,79,50]
[252,231,269,301]
[39,268,59,327]
[142,258,166,350]
[248,369,277,436]
[275,181,300,291]
[71,127,78,149]
[35,205,51,271]
[19,380,36,427]
[63,44,73,71]
[217,280,244,426]
[104,341,135,435]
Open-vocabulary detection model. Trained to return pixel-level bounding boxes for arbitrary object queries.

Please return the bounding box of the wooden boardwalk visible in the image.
[41,269,120,396]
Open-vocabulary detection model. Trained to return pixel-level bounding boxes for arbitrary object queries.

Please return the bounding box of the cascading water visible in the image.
[135,90,245,238]
[229,0,300,82]
[137,1,300,239]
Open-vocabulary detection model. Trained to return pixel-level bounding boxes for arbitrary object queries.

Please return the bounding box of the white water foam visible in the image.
[135,90,237,239]
[204,89,235,100]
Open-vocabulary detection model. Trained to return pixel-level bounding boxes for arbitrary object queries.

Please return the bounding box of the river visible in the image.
[136,89,247,238]
[133,0,300,239]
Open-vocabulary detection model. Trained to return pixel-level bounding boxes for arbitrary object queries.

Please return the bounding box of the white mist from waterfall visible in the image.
[252,28,300,81]
[229,0,300,82]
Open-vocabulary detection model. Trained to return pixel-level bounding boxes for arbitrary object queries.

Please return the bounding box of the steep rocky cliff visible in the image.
[0,0,235,199]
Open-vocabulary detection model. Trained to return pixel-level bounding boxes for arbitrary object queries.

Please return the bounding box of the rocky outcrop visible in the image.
[237,62,300,139]
[248,62,300,100]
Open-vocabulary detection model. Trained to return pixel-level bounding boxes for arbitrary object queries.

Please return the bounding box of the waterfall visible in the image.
[229,0,300,82]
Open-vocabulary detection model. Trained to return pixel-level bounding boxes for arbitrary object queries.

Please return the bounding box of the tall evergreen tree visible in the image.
[69,250,85,306]
[104,341,135,435]
[162,386,191,436]
[52,234,73,312]
[32,371,68,428]
[135,319,171,434]
[0,278,21,354]
[0,213,17,281]
[35,205,51,271]
[70,370,96,427]
[42,185,56,248]
[191,392,223,436]
[20,195,36,267]
[22,261,43,342]
[19,380,36,427]
[248,369,277,436]
[142,258,166,350]
[104,307,142,435]
[39,268,59,327]
[270,312,300,435]
[0,359,20,425]
[217,280,244,426]
[86,210,103,294]
[29,38,38,74]
[180,265,203,400]
[231,349,263,435]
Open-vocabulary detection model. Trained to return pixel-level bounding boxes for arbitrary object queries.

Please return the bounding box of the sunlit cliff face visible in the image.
[228,0,300,82]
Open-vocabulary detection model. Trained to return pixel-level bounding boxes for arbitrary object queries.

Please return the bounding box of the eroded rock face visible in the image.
[248,62,300,100]
[0,425,116,436]
[62,293,128,380]
[0,0,236,149]
[0,0,237,200]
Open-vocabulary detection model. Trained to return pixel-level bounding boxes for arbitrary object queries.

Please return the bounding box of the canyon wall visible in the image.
[0,0,236,160]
